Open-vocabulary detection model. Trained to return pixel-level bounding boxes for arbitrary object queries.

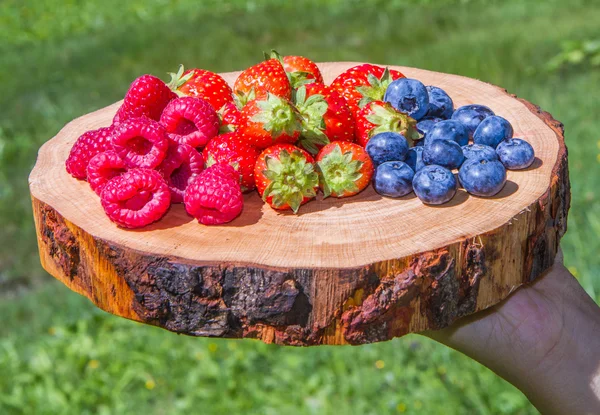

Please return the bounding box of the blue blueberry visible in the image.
[417,116,443,137]
[425,119,469,146]
[405,147,426,172]
[365,132,409,166]
[412,165,457,205]
[473,115,513,148]
[384,78,429,121]
[462,144,498,162]
[496,138,535,170]
[451,104,495,138]
[426,86,454,119]
[423,139,465,170]
[458,158,507,197]
[372,161,415,198]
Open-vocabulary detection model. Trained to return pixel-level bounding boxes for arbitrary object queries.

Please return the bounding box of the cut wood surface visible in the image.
[29,62,570,345]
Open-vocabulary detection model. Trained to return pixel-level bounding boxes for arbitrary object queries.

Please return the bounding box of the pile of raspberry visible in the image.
[66,72,245,228]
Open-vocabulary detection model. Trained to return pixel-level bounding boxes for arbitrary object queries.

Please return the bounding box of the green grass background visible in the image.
[1,0,599,413]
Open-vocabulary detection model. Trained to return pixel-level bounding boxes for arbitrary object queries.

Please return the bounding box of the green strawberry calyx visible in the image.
[262,149,318,213]
[356,68,394,109]
[293,86,330,154]
[167,65,194,97]
[316,145,363,198]
[251,94,303,140]
[365,102,421,144]
[265,49,314,88]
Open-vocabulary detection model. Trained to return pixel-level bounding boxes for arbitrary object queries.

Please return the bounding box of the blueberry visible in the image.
[412,165,457,205]
[405,147,426,172]
[426,86,454,119]
[473,115,513,148]
[451,104,495,138]
[425,119,469,146]
[372,161,415,198]
[462,144,498,162]
[384,78,429,121]
[417,116,443,137]
[423,139,465,170]
[458,158,507,197]
[365,132,409,166]
[496,138,535,170]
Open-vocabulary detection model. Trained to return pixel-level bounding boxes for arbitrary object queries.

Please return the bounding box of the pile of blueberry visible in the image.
[367,79,535,204]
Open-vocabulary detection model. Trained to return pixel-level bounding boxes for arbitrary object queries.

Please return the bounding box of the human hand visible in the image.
[423,249,600,414]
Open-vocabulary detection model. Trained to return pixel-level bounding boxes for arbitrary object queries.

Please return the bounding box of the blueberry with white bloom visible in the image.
[496,138,535,169]
[413,165,457,205]
[473,115,513,148]
[459,158,507,197]
[425,119,469,147]
[452,104,495,138]
[426,86,453,119]
[384,78,429,121]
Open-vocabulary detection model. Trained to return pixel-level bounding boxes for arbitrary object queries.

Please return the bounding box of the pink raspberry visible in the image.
[184,164,243,225]
[160,96,219,148]
[101,169,171,228]
[65,126,113,179]
[157,140,204,203]
[113,74,176,123]
[111,118,168,169]
[87,150,127,195]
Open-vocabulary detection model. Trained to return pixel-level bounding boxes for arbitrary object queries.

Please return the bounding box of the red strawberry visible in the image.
[238,94,303,149]
[202,132,261,192]
[218,101,242,133]
[114,75,176,123]
[254,144,319,213]
[266,50,323,88]
[294,84,354,155]
[316,142,373,198]
[184,163,244,225]
[159,96,220,148]
[355,100,419,147]
[330,64,405,117]
[65,126,114,180]
[233,59,291,104]
[167,65,233,112]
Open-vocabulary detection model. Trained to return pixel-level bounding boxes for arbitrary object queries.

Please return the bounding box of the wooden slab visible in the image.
[29,62,570,345]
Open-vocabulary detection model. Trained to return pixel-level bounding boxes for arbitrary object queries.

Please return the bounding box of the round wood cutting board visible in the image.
[29,62,570,345]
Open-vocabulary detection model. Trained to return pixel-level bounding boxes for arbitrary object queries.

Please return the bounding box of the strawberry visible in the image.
[316,142,374,198]
[168,65,233,112]
[330,64,405,117]
[218,101,242,133]
[266,50,323,88]
[114,75,176,123]
[238,94,303,149]
[294,84,355,155]
[355,100,419,147]
[202,132,261,192]
[233,59,291,104]
[254,144,319,213]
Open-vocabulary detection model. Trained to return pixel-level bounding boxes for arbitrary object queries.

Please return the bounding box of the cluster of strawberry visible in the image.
[66,51,419,228]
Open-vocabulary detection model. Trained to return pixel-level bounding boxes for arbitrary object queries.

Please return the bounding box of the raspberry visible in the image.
[184,164,243,225]
[111,118,168,169]
[160,96,219,148]
[100,169,171,229]
[87,150,127,195]
[114,75,176,123]
[65,126,113,179]
[157,141,204,203]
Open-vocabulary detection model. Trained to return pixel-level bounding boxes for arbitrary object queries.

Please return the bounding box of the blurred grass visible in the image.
[1,0,599,413]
